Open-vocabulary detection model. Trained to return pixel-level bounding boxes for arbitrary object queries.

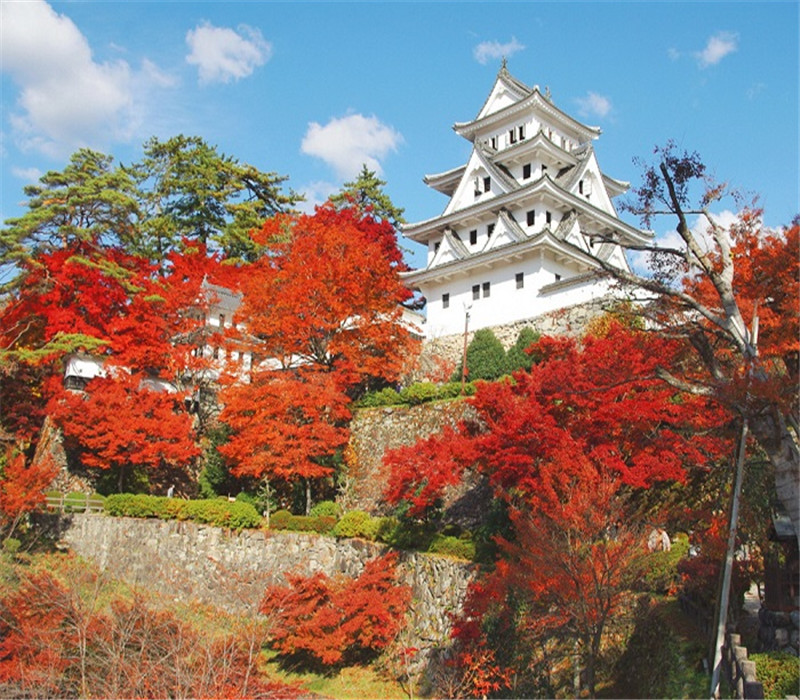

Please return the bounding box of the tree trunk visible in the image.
[748,410,800,547]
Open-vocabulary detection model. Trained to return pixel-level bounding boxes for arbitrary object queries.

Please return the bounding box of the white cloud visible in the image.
[667,47,681,61]
[695,31,738,68]
[301,113,403,180]
[11,166,43,182]
[186,22,272,85]
[575,91,612,119]
[0,0,172,157]
[473,37,525,65]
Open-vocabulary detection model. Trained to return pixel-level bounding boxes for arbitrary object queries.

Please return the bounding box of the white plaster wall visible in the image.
[421,255,614,338]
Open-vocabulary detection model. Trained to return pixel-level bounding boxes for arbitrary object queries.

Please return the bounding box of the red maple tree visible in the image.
[47,374,199,492]
[218,204,417,508]
[0,450,58,542]
[260,552,411,667]
[384,321,732,697]
[219,367,351,507]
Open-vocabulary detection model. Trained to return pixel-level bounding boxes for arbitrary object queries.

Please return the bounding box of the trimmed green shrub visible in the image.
[332,510,383,540]
[309,500,342,519]
[400,382,441,405]
[751,652,800,699]
[357,387,405,408]
[268,510,337,534]
[269,509,293,530]
[427,534,476,561]
[104,494,261,530]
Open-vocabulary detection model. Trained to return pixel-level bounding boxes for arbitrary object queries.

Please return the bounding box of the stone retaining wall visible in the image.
[414,297,611,379]
[343,400,476,515]
[46,512,474,655]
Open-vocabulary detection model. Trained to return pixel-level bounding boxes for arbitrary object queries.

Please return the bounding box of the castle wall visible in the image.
[45,513,473,659]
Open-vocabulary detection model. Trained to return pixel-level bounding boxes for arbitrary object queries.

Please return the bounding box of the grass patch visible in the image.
[264,652,406,700]
[609,595,709,699]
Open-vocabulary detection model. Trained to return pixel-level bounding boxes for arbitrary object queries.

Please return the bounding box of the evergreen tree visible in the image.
[453,328,508,382]
[506,326,541,373]
[330,165,405,230]
[1,149,141,283]
[135,135,300,262]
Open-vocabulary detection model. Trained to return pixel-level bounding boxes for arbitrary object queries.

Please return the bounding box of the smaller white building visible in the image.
[402,63,651,339]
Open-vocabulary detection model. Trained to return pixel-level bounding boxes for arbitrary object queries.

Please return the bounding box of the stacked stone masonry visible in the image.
[50,513,474,657]
[414,297,611,379]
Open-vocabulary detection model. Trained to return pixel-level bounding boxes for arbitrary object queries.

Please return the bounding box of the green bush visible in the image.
[427,534,476,561]
[400,382,441,405]
[357,387,405,408]
[332,510,383,540]
[182,499,262,530]
[309,500,342,519]
[269,509,293,530]
[104,494,261,531]
[506,326,541,372]
[639,532,690,593]
[455,328,509,382]
[751,652,800,699]
[268,509,337,534]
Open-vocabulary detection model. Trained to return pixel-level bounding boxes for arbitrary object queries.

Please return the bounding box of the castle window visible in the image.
[442,293,450,309]
[469,229,477,245]
[483,177,491,192]
[516,272,524,289]
[546,211,552,225]
[491,136,497,149]
[509,129,517,144]
[555,274,561,282]
[487,223,495,237]
[472,284,480,301]
[523,163,531,179]
[434,241,441,252]
[518,125,526,140]
[526,210,535,226]
[482,282,491,298]
[541,164,548,176]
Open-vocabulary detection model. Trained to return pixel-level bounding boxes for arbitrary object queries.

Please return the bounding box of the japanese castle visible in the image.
[401,63,651,339]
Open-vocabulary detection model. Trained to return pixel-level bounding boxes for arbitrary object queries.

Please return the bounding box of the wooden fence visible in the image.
[722,630,765,699]
[45,493,105,514]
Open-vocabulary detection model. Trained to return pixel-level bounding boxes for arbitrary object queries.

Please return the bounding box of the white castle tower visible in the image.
[402,63,650,339]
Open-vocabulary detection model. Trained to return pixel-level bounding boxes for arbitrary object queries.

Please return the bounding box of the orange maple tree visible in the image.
[260,552,411,668]
[384,321,732,697]
[218,204,417,507]
[0,450,58,542]
[219,368,351,503]
[47,374,199,492]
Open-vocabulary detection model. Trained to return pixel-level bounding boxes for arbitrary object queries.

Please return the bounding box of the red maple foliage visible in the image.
[0,450,59,540]
[47,374,199,491]
[260,552,411,667]
[384,321,733,697]
[234,204,416,387]
[385,321,730,516]
[0,566,301,699]
[219,368,350,487]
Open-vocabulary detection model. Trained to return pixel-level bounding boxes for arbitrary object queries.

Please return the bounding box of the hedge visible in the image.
[268,510,337,535]
[750,652,800,699]
[104,494,261,531]
[357,380,476,409]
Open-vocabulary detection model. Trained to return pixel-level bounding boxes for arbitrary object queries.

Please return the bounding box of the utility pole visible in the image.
[461,303,471,394]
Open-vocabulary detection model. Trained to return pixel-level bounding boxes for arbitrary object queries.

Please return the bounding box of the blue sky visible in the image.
[2,0,798,269]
